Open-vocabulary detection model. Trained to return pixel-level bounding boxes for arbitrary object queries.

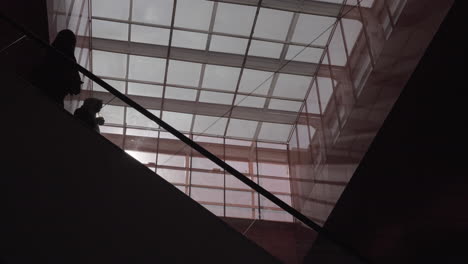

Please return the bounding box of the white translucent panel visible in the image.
[157,168,186,184]
[157,154,186,167]
[226,119,258,139]
[259,177,290,193]
[273,74,312,99]
[214,3,256,36]
[126,128,158,138]
[192,115,228,136]
[258,123,292,142]
[292,14,336,46]
[132,0,173,25]
[254,8,293,40]
[225,174,250,189]
[239,69,273,95]
[100,105,124,125]
[198,91,233,105]
[125,150,156,166]
[191,171,224,187]
[130,25,170,45]
[161,111,192,132]
[248,40,283,59]
[191,187,223,203]
[167,60,201,86]
[286,46,324,63]
[175,0,213,30]
[92,19,128,41]
[234,95,266,108]
[342,18,363,53]
[127,82,163,98]
[92,51,127,78]
[165,87,197,101]
[269,99,303,112]
[126,108,160,128]
[258,163,289,177]
[203,65,240,91]
[172,30,207,50]
[93,79,126,93]
[100,126,123,134]
[317,77,334,110]
[209,35,248,55]
[128,55,166,82]
[92,0,130,20]
[226,190,254,205]
[192,157,219,170]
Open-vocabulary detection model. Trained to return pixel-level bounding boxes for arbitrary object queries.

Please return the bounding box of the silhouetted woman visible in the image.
[32,29,82,107]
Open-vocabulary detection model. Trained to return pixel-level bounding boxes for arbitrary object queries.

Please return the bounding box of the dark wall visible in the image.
[0,0,49,78]
[306,1,467,263]
[0,71,280,263]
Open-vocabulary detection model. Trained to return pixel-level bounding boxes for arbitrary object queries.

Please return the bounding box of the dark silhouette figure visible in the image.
[74,98,105,133]
[31,29,82,107]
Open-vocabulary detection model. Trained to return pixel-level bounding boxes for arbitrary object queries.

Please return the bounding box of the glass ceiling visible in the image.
[89,0,366,144]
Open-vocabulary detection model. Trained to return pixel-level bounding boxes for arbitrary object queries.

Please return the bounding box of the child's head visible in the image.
[82,98,103,113]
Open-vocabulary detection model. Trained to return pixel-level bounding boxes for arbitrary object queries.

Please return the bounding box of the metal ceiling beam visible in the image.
[83,37,335,77]
[206,0,360,18]
[82,90,321,126]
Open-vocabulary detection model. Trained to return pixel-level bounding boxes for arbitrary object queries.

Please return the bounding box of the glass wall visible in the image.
[288,0,409,225]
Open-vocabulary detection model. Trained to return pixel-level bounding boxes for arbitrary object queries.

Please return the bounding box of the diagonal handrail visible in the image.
[0,11,369,263]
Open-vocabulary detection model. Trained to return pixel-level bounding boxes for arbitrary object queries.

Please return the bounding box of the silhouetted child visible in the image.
[31,29,82,107]
[74,98,105,133]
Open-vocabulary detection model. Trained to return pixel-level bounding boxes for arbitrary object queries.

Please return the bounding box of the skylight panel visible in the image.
[128,55,166,83]
[254,8,293,41]
[248,40,283,59]
[192,115,228,136]
[258,123,292,142]
[238,69,273,95]
[92,0,130,20]
[203,65,241,92]
[199,91,234,105]
[131,25,170,46]
[175,0,213,31]
[273,74,312,99]
[209,35,248,55]
[167,60,202,87]
[127,82,163,98]
[292,14,336,46]
[226,119,258,139]
[172,30,208,50]
[132,0,173,25]
[92,19,128,41]
[92,50,127,78]
[214,3,256,36]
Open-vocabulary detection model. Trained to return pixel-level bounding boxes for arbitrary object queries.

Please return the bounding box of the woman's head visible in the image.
[52,29,76,56]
